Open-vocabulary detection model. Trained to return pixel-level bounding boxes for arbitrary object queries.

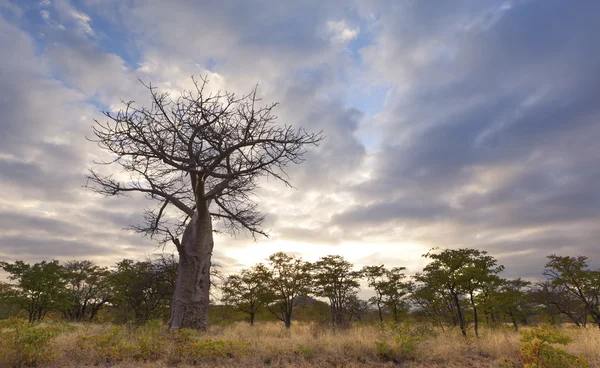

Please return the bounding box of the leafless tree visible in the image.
[86,76,323,330]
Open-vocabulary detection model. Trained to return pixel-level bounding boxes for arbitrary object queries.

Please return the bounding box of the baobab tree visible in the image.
[86,77,323,331]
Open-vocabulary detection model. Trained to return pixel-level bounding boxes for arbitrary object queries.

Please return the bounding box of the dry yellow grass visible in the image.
[6,320,600,367]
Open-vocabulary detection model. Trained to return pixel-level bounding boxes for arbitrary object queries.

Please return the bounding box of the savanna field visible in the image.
[1,318,599,368]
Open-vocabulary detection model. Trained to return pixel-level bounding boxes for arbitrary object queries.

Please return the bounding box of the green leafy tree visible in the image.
[408,281,451,331]
[496,278,532,331]
[0,282,20,319]
[362,265,409,323]
[361,265,387,322]
[414,248,504,337]
[457,250,504,337]
[383,267,410,322]
[313,255,361,328]
[257,252,312,328]
[0,260,68,322]
[533,280,588,327]
[109,258,175,324]
[345,294,372,323]
[413,251,468,336]
[62,260,111,322]
[221,266,268,326]
[543,255,600,329]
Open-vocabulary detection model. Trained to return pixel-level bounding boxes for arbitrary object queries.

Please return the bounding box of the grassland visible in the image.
[1,318,599,367]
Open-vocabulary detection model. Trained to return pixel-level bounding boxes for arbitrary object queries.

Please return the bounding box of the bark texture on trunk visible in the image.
[168,204,214,331]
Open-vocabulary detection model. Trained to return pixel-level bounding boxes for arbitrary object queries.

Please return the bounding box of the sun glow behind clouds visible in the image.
[1,0,599,282]
[223,239,429,273]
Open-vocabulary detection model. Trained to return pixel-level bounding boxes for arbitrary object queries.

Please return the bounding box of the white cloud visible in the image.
[69,9,93,35]
[325,20,359,44]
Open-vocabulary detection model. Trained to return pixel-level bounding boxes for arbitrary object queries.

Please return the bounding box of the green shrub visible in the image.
[75,325,136,364]
[168,329,249,364]
[0,318,61,367]
[295,343,315,359]
[374,340,395,361]
[519,325,589,368]
[374,321,426,362]
[134,319,165,361]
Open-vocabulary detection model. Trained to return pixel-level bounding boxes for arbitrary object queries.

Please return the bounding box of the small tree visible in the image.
[414,248,504,337]
[0,282,20,319]
[408,281,450,331]
[221,266,267,326]
[313,255,361,328]
[87,77,323,330]
[257,252,312,328]
[457,250,504,337]
[361,265,387,323]
[109,259,175,324]
[346,294,372,323]
[543,255,600,329]
[496,278,532,331]
[62,260,111,322]
[382,267,410,322]
[533,280,588,327]
[0,260,68,322]
[362,265,409,323]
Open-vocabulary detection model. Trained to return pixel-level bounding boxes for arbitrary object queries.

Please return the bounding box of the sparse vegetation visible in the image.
[2,249,600,366]
[0,320,599,367]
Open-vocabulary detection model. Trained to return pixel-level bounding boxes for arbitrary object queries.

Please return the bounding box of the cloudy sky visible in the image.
[1,0,599,281]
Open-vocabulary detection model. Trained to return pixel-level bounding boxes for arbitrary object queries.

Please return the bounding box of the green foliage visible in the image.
[0,318,62,367]
[0,260,69,322]
[542,254,600,327]
[519,325,589,368]
[414,248,505,336]
[62,260,111,322]
[75,325,137,364]
[256,252,313,328]
[361,265,409,322]
[374,340,395,361]
[109,257,175,324]
[313,255,361,328]
[221,266,268,325]
[134,319,164,361]
[170,328,249,364]
[374,321,431,362]
[295,343,315,359]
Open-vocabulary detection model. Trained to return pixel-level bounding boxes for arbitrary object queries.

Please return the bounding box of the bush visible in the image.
[131,319,165,361]
[374,321,427,362]
[74,325,137,364]
[519,325,589,368]
[168,328,249,364]
[0,318,62,367]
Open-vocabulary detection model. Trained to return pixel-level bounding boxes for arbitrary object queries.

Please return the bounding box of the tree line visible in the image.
[1,249,599,336]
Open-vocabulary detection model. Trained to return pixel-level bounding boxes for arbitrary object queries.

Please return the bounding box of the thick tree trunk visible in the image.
[168,204,214,331]
[250,312,255,326]
[377,304,384,323]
